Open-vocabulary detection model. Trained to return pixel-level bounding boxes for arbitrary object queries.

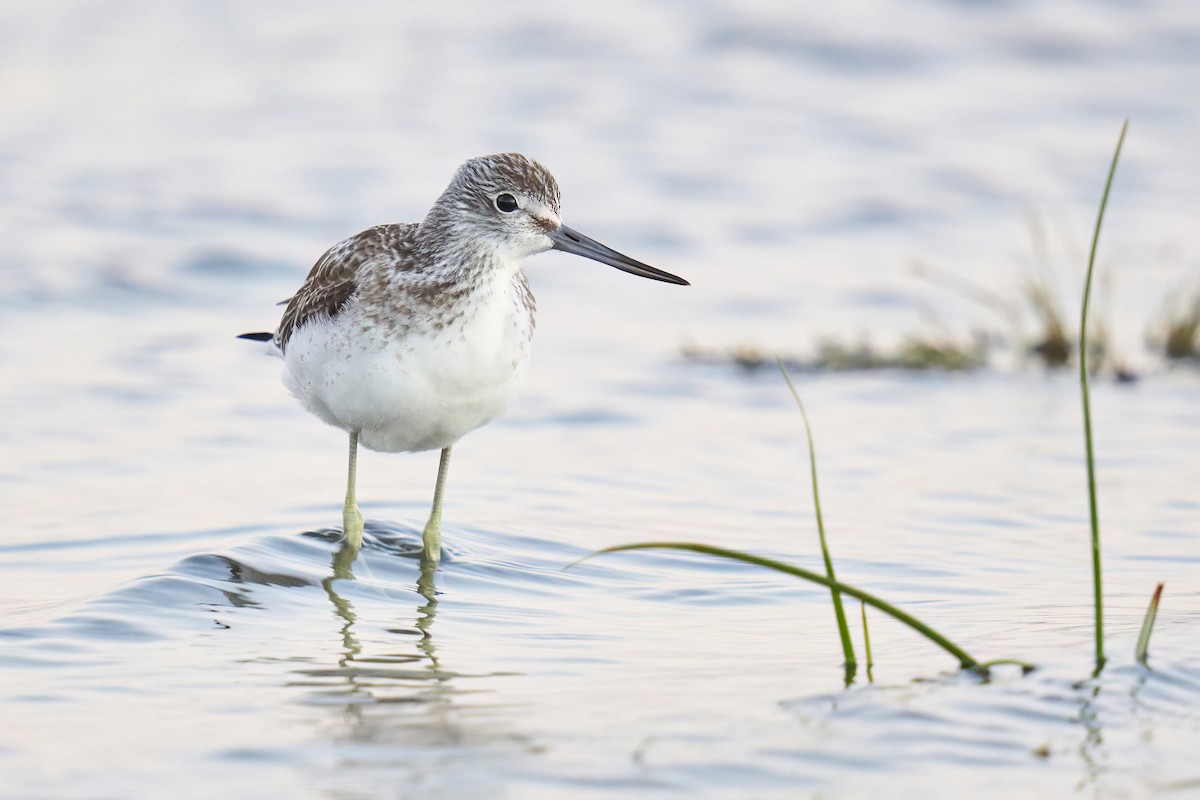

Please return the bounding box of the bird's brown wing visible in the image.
[275,224,415,351]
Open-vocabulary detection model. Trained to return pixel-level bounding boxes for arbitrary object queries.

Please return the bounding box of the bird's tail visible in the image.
[237,332,274,342]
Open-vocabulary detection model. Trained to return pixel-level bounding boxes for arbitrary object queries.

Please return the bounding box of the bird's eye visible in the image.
[495,193,519,213]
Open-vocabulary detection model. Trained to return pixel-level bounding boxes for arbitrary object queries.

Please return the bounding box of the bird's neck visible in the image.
[357,227,524,328]
[413,211,523,284]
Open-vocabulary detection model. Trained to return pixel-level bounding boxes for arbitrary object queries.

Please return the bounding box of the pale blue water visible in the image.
[1,1,1199,798]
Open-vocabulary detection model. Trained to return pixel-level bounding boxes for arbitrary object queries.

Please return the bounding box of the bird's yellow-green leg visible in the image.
[422,447,452,563]
[342,430,364,553]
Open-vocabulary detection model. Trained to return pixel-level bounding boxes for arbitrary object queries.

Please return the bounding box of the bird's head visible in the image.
[434,153,688,285]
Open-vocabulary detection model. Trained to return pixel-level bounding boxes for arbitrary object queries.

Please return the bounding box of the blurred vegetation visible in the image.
[684,213,1195,382]
[1150,286,1200,361]
[681,333,990,374]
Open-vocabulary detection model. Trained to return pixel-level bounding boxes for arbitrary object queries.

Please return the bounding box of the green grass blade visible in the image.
[861,601,875,683]
[577,541,994,671]
[1135,582,1164,666]
[778,359,857,672]
[1080,118,1128,675]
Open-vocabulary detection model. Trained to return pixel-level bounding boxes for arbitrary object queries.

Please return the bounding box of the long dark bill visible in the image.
[549,225,689,285]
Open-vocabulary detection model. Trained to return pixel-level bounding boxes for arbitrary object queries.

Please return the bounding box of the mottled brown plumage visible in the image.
[275,223,417,351]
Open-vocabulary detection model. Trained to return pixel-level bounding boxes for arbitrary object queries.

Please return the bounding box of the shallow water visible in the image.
[2,1,1200,798]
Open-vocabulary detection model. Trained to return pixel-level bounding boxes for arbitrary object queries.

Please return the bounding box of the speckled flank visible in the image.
[276,224,418,350]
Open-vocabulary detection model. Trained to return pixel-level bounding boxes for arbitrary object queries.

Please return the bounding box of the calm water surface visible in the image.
[1,1,1199,798]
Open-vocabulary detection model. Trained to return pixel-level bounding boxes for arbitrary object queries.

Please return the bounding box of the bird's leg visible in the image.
[421,447,452,563]
[342,430,364,553]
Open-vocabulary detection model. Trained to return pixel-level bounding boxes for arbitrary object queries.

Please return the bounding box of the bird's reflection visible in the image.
[414,553,440,671]
[321,538,366,672]
[304,532,465,743]
[293,526,534,766]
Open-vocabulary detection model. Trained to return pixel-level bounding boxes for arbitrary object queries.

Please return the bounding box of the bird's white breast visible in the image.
[282,269,534,453]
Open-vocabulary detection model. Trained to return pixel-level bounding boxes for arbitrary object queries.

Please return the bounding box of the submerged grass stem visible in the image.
[1080,119,1128,675]
[861,601,875,683]
[577,542,996,672]
[778,359,857,674]
[1135,583,1164,666]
